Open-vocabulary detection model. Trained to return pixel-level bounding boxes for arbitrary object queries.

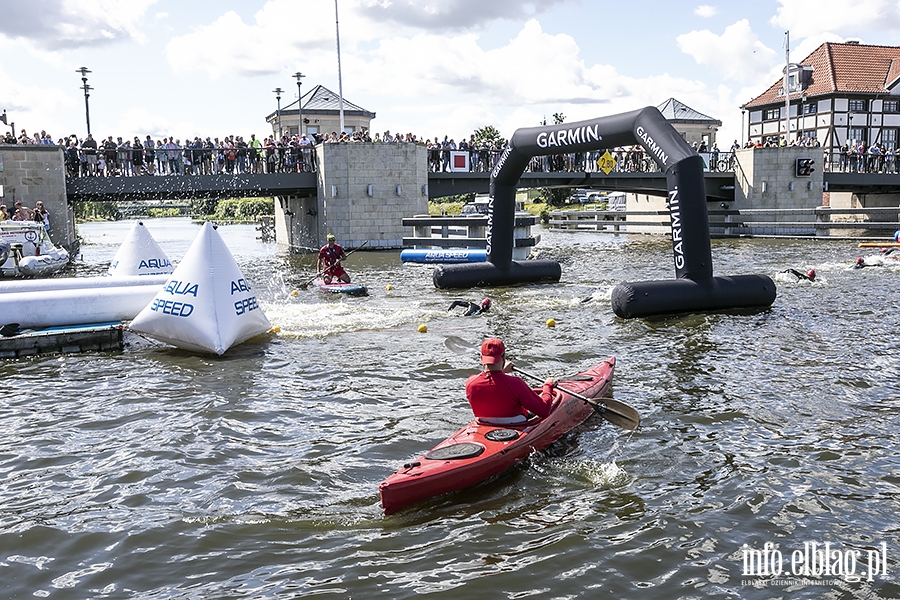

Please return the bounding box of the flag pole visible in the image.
[783,31,790,146]
[335,0,345,134]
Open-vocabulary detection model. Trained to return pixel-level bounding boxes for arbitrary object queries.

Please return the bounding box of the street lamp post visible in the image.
[76,67,93,136]
[273,87,284,139]
[0,109,13,137]
[293,72,305,137]
[741,109,746,147]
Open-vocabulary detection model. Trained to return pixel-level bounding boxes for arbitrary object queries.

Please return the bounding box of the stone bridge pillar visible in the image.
[273,142,428,252]
[0,145,76,252]
[274,194,321,252]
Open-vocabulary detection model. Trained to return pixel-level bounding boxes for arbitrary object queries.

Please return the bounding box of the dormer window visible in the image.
[779,64,814,96]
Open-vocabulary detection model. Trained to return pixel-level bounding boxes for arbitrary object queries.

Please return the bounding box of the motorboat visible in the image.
[0,220,70,277]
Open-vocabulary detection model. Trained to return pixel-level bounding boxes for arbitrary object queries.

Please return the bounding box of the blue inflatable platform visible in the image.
[401,248,487,264]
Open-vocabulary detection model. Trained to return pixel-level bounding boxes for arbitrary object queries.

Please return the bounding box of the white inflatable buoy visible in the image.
[130,223,271,355]
[108,221,175,277]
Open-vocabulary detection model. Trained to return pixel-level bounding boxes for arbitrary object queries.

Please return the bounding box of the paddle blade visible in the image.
[445,335,479,355]
[590,398,641,431]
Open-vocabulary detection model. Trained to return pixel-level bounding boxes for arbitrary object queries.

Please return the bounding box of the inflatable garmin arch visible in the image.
[433,106,777,318]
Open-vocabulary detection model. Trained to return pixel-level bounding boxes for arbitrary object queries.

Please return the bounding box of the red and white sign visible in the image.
[450,151,469,172]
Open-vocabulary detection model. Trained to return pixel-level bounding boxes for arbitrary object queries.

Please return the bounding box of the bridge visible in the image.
[65,172,320,202]
[64,169,739,202]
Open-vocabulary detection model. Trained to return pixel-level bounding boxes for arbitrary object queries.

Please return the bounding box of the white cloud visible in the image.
[771,0,900,39]
[0,0,156,50]
[695,5,718,18]
[0,59,74,137]
[355,0,569,31]
[677,19,776,84]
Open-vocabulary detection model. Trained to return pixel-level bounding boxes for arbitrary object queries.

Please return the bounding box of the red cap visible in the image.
[480,337,505,365]
[480,297,492,310]
[806,269,816,281]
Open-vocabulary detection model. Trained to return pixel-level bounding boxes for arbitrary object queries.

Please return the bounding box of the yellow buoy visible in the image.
[417,324,428,333]
[290,289,299,296]
[546,318,556,328]
[386,284,393,291]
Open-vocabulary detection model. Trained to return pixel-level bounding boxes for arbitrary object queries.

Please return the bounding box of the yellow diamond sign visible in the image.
[598,151,616,174]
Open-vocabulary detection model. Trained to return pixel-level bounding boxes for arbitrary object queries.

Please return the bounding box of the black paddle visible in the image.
[444,336,640,431]
[300,240,369,287]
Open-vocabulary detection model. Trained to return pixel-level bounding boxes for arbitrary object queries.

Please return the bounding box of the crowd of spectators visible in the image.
[11,123,900,178]
[4,126,743,178]
[835,140,900,174]
[62,132,319,177]
[738,134,900,173]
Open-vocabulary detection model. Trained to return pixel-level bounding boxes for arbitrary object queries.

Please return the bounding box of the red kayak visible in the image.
[379,357,616,514]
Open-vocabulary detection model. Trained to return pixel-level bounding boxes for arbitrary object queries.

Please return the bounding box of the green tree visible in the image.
[213,197,273,220]
[538,188,572,208]
[74,201,121,221]
[473,125,505,148]
[193,198,218,216]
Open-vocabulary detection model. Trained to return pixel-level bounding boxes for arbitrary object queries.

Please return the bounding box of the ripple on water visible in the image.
[2,225,900,598]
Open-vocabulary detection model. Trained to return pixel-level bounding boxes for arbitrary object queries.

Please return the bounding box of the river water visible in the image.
[2,218,899,599]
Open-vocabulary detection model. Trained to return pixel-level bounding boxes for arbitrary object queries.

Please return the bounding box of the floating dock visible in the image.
[0,322,124,358]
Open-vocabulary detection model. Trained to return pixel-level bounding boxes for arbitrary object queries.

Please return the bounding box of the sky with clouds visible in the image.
[3,0,900,146]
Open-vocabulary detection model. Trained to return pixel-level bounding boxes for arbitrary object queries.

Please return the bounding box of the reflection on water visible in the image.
[1,218,899,598]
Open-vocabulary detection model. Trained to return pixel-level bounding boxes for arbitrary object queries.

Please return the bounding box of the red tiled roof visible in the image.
[743,42,900,108]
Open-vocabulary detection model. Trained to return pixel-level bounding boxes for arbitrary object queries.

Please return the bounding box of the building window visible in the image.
[802,102,817,115]
[883,128,898,149]
[849,99,868,112]
[884,100,900,113]
[849,128,867,145]
[764,108,781,121]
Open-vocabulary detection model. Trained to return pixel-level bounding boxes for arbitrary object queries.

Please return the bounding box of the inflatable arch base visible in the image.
[433,260,561,289]
[611,274,777,319]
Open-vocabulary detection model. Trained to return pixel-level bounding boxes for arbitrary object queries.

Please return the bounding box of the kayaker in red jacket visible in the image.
[466,337,556,424]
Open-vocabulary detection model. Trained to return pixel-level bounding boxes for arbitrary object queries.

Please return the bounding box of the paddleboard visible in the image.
[313,278,368,295]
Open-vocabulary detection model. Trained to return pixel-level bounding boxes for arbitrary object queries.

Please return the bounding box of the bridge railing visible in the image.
[57,144,735,179]
[62,146,318,178]
[522,151,736,174]
[548,205,900,239]
[824,148,900,174]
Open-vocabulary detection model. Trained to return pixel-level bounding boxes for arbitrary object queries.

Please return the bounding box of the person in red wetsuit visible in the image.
[465,337,556,424]
[317,233,351,283]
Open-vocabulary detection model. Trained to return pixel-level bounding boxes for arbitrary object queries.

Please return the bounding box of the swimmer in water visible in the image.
[448,297,492,316]
[782,268,816,281]
[853,257,881,269]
